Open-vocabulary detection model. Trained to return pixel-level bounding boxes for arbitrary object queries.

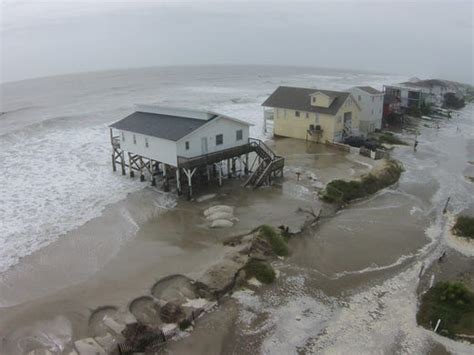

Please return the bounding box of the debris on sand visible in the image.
[69,225,294,354]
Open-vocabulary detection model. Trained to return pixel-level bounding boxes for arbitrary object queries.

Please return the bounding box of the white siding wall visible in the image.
[176,118,249,158]
[119,130,178,166]
[350,88,383,134]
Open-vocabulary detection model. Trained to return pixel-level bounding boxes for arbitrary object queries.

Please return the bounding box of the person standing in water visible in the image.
[414,139,419,152]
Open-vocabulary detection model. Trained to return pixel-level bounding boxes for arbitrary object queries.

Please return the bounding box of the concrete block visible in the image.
[123,312,137,325]
[161,323,177,339]
[94,332,117,352]
[103,315,126,335]
[26,349,53,355]
[74,338,106,355]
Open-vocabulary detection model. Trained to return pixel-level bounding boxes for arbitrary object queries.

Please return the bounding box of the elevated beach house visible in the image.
[109,105,284,198]
[348,86,383,134]
[262,86,361,143]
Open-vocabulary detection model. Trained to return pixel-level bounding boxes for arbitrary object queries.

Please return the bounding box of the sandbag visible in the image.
[206,211,234,221]
[204,205,234,216]
[210,219,234,228]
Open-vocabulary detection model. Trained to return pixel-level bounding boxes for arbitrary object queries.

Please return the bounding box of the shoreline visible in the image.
[3,111,473,353]
[0,138,376,354]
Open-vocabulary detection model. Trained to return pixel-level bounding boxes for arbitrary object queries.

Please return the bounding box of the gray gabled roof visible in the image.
[110,111,216,141]
[262,86,350,115]
[355,86,383,95]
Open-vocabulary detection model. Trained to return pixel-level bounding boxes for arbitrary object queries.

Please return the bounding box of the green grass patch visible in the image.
[417,281,474,338]
[258,225,289,256]
[244,259,276,284]
[377,132,408,145]
[452,215,474,240]
[322,160,403,204]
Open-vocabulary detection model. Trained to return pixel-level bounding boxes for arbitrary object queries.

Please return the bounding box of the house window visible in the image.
[236,129,243,141]
[312,97,316,103]
[295,111,300,117]
[305,113,309,119]
[185,141,190,150]
[121,132,125,141]
[145,137,149,148]
[133,134,137,144]
[216,134,223,145]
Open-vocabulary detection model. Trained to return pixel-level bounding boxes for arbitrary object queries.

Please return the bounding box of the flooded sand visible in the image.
[0,66,472,354]
[0,141,374,354]
[158,107,474,355]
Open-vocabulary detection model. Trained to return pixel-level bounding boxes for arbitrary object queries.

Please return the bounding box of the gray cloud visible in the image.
[1,0,472,83]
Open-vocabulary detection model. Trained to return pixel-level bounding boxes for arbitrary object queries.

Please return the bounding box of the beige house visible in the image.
[262,86,361,143]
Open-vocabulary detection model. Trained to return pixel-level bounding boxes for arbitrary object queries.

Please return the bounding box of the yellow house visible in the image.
[262,86,361,143]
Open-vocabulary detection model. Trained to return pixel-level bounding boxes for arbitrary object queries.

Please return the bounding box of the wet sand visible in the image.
[151,109,474,354]
[0,139,374,354]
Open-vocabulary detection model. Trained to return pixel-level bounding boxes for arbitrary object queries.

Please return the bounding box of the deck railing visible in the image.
[177,143,254,169]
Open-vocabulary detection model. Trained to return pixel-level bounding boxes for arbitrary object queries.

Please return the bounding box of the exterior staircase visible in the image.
[244,139,284,188]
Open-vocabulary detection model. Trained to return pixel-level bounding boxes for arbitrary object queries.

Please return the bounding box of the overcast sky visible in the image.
[1,0,473,83]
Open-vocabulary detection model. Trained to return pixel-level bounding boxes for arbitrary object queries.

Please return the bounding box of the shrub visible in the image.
[244,259,276,284]
[179,318,192,331]
[377,132,408,145]
[259,225,289,256]
[417,281,474,338]
[443,93,465,109]
[452,216,474,239]
[322,161,403,204]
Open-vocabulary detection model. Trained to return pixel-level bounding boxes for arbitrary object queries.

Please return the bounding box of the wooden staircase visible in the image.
[244,139,284,188]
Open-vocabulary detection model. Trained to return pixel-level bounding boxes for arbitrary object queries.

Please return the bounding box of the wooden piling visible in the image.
[128,153,134,178]
[218,163,222,186]
[111,153,117,172]
[176,168,182,195]
[120,151,126,175]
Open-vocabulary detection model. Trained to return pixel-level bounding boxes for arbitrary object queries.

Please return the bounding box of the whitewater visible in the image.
[0,65,408,274]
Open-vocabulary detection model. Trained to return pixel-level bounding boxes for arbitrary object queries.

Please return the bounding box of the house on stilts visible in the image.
[109,105,284,198]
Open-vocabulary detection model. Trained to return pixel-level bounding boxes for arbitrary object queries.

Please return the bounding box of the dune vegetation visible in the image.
[323,160,403,204]
[417,281,474,340]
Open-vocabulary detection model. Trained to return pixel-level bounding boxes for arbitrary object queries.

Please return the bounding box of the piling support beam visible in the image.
[140,158,145,182]
[245,154,249,174]
[128,153,135,178]
[218,163,223,186]
[227,159,231,178]
[163,164,169,192]
[112,152,117,172]
[176,168,182,195]
[121,151,126,175]
[183,168,196,200]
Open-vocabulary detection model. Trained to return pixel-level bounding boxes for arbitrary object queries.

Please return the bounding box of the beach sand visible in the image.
[0,138,374,354]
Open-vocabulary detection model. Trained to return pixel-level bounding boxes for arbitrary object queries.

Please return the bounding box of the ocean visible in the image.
[0,65,409,274]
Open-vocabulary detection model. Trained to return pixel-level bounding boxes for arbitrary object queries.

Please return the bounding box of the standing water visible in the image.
[230,105,474,354]
[0,66,472,354]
